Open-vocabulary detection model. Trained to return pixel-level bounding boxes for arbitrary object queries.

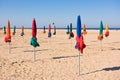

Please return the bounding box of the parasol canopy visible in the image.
[66,25,69,34]
[75,15,86,53]
[43,26,46,33]
[3,26,6,34]
[48,24,51,37]
[4,20,11,42]
[98,21,103,40]
[105,24,109,37]
[69,23,74,39]
[21,25,24,36]
[12,26,16,35]
[30,19,39,47]
[53,25,56,35]
[82,24,87,35]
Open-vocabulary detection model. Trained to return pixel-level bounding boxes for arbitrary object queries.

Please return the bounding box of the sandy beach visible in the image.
[0,29,120,80]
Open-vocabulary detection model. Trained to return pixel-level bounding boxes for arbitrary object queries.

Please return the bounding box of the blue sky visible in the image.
[0,0,120,28]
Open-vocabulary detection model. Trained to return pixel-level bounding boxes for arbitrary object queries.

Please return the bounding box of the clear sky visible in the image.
[0,0,120,28]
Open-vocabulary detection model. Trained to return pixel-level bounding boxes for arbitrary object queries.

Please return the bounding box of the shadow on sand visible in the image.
[11,46,23,49]
[23,49,49,52]
[11,46,30,49]
[111,48,120,50]
[81,66,120,76]
[58,42,71,45]
[52,55,82,59]
[112,42,120,43]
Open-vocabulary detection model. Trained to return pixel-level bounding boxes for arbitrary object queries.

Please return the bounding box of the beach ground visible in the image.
[0,29,120,80]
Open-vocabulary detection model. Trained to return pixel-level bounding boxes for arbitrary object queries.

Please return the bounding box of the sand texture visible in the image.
[0,29,120,80]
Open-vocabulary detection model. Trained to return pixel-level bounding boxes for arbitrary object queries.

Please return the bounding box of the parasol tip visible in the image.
[8,20,10,24]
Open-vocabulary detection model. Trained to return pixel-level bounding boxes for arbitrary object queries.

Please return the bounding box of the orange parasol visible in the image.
[82,24,87,35]
[4,20,11,53]
[4,20,11,43]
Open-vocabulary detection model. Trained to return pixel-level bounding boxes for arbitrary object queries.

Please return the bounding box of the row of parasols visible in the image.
[3,20,109,43]
[3,15,109,76]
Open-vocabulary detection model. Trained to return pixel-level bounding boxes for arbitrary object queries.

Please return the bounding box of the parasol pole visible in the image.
[71,38,72,49]
[100,40,102,53]
[78,51,80,76]
[49,37,51,49]
[21,32,24,46]
[34,47,36,62]
[9,42,11,54]
[30,19,39,62]
[48,36,50,50]
[84,35,86,42]
[107,34,109,44]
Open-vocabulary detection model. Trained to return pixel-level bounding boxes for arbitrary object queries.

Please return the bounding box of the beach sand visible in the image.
[0,29,120,80]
